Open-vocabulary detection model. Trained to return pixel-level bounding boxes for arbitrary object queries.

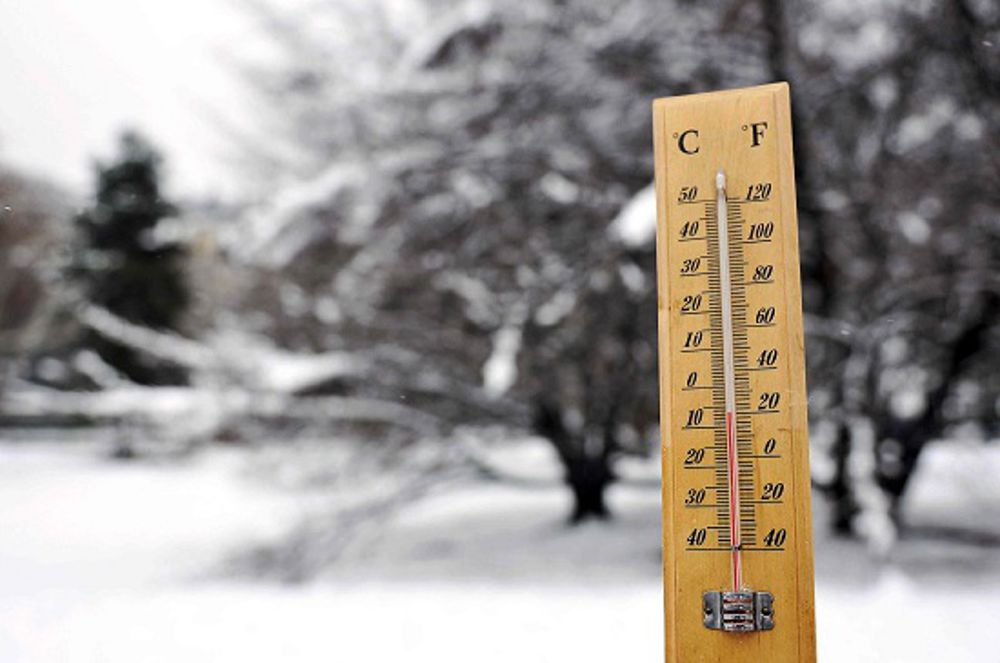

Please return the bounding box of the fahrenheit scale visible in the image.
[653,83,816,661]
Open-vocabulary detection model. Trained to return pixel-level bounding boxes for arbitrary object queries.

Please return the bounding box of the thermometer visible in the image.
[653,83,816,661]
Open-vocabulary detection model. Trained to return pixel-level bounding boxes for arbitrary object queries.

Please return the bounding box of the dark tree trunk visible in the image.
[566,455,612,523]
[534,400,615,524]
[827,423,858,535]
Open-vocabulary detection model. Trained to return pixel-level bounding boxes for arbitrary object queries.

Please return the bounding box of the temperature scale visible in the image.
[653,83,817,661]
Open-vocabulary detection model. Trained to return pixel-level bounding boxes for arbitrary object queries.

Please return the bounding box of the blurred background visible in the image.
[0,0,998,660]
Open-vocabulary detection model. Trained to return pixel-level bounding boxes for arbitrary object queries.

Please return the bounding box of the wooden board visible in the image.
[653,82,816,662]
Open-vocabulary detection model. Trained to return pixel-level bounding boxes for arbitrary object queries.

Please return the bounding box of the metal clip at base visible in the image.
[703,591,774,632]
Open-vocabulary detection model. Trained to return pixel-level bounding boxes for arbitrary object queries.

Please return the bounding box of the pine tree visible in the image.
[75,131,188,385]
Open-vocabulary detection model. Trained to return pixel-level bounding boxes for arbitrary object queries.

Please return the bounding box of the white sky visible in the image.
[0,0,261,199]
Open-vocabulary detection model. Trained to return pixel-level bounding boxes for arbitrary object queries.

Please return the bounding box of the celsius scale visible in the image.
[653,83,817,661]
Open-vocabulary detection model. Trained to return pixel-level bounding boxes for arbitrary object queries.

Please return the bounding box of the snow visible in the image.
[897,211,932,245]
[205,328,365,394]
[904,441,1000,527]
[2,385,212,422]
[534,289,577,327]
[798,6,898,72]
[482,324,522,397]
[610,183,656,248]
[77,305,367,395]
[233,163,367,268]
[435,272,499,327]
[482,303,527,398]
[0,445,292,590]
[847,417,897,555]
[399,1,495,71]
[0,439,997,662]
[895,98,957,153]
[889,386,927,420]
[539,172,581,204]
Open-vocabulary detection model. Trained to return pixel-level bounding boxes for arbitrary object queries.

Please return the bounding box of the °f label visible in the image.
[653,83,816,662]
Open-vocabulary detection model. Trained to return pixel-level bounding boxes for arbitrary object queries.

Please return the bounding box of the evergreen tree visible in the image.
[75,131,188,385]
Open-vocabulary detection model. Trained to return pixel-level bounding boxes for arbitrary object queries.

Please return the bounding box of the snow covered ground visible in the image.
[0,440,996,662]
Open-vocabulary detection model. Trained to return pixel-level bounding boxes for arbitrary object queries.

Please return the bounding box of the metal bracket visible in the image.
[703,590,775,632]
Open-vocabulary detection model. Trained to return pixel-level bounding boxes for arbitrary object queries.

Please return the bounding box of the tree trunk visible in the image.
[827,423,858,535]
[566,455,612,523]
[533,400,615,524]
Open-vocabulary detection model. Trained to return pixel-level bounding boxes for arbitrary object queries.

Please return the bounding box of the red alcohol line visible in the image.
[726,411,742,590]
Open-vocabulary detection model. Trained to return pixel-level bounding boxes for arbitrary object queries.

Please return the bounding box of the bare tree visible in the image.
[740,0,1000,546]
[235,0,782,521]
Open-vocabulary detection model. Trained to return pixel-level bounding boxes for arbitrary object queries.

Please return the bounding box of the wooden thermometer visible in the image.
[652,83,816,661]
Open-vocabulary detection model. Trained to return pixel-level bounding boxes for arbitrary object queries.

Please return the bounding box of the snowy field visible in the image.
[0,440,997,662]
